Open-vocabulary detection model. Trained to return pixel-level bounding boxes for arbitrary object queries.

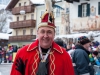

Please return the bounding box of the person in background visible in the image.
[92,51,100,66]
[95,41,99,47]
[10,0,75,75]
[71,36,94,75]
[0,46,2,63]
[68,43,75,58]
[54,38,66,48]
[66,44,71,51]
[7,46,13,63]
[92,51,100,75]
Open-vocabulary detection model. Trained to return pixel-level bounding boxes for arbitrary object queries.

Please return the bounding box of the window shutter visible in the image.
[78,5,82,17]
[98,2,100,15]
[87,4,90,16]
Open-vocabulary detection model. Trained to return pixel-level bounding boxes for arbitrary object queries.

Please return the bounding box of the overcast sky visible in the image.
[30,0,45,4]
[30,0,61,4]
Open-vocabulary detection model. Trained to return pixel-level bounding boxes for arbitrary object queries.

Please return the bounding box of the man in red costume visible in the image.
[10,0,74,75]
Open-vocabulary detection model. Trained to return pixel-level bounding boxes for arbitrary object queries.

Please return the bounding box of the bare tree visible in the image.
[0,9,12,33]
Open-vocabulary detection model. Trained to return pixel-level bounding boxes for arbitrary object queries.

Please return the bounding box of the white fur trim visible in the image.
[38,22,55,29]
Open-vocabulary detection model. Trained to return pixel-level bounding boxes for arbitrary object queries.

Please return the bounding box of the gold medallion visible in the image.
[41,60,46,62]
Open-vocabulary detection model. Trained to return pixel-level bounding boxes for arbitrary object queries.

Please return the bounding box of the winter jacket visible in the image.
[72,44,94,75]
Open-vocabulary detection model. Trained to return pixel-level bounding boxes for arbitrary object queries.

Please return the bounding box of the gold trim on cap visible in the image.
[38,22,55,29]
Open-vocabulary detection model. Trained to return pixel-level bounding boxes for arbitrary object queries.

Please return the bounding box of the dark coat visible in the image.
[72,44,94,75]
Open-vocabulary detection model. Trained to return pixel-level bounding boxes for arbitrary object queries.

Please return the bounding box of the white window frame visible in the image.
[23,29,26,35]
[41,11,44,16]
[82,4,87,17]
[31,14,34,20]
[56,26,59,35]
[56,8,60,17]
[30,29,33,35]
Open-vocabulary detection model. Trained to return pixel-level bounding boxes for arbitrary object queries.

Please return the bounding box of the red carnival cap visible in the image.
[38,0,56,29]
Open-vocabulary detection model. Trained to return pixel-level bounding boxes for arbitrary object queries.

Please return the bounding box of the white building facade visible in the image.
[69,0,100,41]
[70,0,100,32]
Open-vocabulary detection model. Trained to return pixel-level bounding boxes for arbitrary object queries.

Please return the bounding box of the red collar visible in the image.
[27,39,63,54]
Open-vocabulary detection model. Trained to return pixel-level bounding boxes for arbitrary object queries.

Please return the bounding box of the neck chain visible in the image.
[39,45,51,62]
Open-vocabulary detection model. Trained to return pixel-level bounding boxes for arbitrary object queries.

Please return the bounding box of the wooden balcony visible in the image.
[12,5,35,15]
[10,20,36,29]
[9,35,36,42]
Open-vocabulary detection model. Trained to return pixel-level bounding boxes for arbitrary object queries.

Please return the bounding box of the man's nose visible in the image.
[44,32,48,37]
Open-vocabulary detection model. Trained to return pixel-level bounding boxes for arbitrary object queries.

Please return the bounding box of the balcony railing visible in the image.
[12,5,35,15]
[9,35,36,42]
[10,20,36,29]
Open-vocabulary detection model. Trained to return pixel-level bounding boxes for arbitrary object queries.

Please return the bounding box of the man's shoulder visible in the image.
[74,49,86,54]
[53,42,66,54]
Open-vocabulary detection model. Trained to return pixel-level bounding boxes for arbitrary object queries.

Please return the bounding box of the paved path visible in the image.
[0,72,1,75]
[0,63,12,75]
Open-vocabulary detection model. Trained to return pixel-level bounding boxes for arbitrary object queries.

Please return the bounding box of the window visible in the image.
[56,8,60,17]
[98,2,100,15]
[56,26,59,35]
[16,30,18,36]
[30,1,33,5]
[23,29,26,35]
[30,29,33,35]
[24,15,26,20]
[66,8,69,14]
[41,11,44,16]
[31,14,34,19]
[78,3,90,17]
[82,4,87,17]
[19,3,21,6]
[17,17,19,21]
[24,2,26,6]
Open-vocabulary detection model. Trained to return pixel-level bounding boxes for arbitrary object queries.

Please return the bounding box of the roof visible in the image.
[6,0,43,10]
[0,33,12,40]
[6,0,62,10]
[6,0,19,10]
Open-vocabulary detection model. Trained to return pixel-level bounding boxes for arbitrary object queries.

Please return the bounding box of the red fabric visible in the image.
[41,13,55,28]
[42,13,49,22]
[10,40,75,75]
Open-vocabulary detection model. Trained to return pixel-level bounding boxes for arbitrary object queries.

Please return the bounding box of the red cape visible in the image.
[10,40,75,75]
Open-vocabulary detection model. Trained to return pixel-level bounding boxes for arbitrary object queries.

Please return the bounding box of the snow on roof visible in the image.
[55,33,88,39]
[0,33,12,40]
[30,0,62,4]
[7,29,12,34]
[30,0,44,4]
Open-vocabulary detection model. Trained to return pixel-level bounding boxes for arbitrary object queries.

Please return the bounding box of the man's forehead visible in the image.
[38,27,54,31]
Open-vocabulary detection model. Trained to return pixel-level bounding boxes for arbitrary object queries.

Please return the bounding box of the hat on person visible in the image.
[93,51,98,56]
[78,36,91,45]
[54,38,64,47]
[38,0,56,29]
